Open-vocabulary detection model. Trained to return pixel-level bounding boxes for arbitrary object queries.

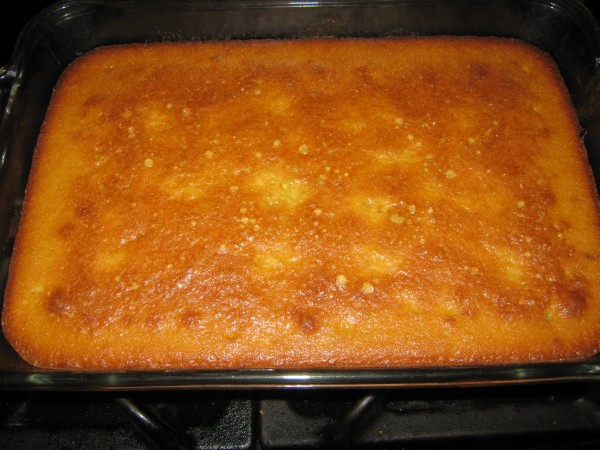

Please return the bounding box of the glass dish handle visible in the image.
[0,66,18,173]
[0,66,16,123]
[578,63,600,122]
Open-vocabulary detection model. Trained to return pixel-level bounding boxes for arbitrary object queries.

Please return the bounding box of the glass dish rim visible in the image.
[2,0,600,390]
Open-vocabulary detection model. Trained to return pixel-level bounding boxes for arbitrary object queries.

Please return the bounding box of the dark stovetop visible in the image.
[3,383,600,449]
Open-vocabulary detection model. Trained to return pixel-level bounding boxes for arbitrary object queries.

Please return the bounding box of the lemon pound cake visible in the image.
[4,37,600,370]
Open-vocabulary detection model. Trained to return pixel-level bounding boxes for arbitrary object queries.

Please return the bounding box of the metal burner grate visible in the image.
[0,391,253,449]
[3,384,600,449]
[259,384,600,449]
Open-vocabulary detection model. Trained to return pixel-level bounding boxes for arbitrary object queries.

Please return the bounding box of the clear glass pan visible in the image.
[1,0,600,390]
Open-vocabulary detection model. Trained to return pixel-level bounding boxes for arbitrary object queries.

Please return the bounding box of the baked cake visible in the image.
[4,37,600,370]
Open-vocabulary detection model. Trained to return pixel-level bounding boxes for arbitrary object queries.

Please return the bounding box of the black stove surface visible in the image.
[3,384,600,449]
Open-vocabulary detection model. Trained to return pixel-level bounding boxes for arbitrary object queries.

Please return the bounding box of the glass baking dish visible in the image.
[2,0,600,390]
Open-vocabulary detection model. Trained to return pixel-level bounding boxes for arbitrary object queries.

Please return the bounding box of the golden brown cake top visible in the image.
[4,37,600,369]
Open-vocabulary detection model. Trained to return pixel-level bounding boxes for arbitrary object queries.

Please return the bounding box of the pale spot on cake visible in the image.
[143,107,171,131]
[250,168,311,210]
[503,261,524,283]
[351,244,400,277]
[335,318,355,335]
[268,92,294,115]
[159,173,214,200]
[349,194,397,224]
[336,275,348,287]
[361,282,375,294]
[94,249,127,273]
[445,169,457,179]
[389,214,406,225]
[374,148,419,166]
[127,282,140,291]
[253,241,301,276]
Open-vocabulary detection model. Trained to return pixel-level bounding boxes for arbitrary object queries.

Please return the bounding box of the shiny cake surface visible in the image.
[4,37,600,369]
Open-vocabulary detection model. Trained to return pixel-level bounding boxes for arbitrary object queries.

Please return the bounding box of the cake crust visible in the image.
[4,37,600,369]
